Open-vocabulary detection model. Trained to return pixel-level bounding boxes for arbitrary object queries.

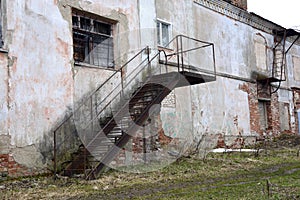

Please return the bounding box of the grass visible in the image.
[1,146,300,199]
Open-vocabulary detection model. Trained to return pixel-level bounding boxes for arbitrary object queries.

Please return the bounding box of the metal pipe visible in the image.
[212,44,216,79]
[176,36,180,71]
[143,124,146,163]
[285,35,300,54]
[180,35,184,71]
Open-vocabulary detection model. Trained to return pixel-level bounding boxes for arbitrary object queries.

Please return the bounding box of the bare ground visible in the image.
[1,134,300,200]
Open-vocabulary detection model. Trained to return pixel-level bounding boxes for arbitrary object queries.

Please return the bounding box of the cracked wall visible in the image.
[1,0,300,177]
[0,0,141,177]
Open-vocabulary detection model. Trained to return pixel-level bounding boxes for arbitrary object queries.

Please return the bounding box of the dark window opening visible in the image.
[72,11,114,68]
[258,99,271,131]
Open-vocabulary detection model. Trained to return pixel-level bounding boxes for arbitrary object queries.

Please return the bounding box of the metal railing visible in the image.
[53,46,150,175]
[159,35,216,78]
[53,34,216,176]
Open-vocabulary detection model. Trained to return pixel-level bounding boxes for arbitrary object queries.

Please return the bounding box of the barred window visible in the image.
[72,10,114,68]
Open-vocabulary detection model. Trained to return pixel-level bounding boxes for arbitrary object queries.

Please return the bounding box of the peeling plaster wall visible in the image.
[191,78,250,136]
[1,0,300,176]
[156,0,300,143]
[7,0,73,147]
[190,3,257,137]
[155,1,255,141]
[1,0,142,175]
[4,0,74,173]
[194,5,256,78]
[0,52,8,136]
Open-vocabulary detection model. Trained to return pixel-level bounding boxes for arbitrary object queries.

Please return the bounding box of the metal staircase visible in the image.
[53,35,216,180]
[269,29,300,93]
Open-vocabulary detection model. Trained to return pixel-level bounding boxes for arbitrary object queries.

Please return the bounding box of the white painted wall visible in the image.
[1,0,300,171]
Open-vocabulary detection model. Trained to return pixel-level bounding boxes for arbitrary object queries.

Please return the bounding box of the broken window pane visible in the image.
[94,21,111,35]
[72,16,79,27]
[80,17,91,31]
[72,11,114,68]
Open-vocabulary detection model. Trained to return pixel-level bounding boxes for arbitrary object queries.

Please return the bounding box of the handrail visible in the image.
[54,34,217,176]
[85,51,161,148]
[159,35,216,76]
[95,58,149,113]
[162,34,213,51]
[53,46,149,176]
[54,35,214,134]
[77,35,216,149]
[83,56,154,133]
[53,46,149,134]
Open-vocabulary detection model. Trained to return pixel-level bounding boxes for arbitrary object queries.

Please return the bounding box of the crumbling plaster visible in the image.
[1,0,300,175]
[0,0,130,167]
[1,0,145,171]
[6,0,73,148]
[156,1,254,138]
[0,53,8,136]
[158,1,300,139]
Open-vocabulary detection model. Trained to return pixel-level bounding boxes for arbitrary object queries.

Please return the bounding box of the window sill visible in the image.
[74,62,117,72]
[0,48,8,54]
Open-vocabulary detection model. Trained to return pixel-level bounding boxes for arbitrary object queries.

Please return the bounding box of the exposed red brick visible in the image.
[0,154,43,178]
[268,93,280,136]
[239,83,261,135]
[226,0,247,10]
[216,134,226,148]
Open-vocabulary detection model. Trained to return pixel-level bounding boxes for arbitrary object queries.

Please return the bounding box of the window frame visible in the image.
[72,9,116,69]
[156,19,172,48]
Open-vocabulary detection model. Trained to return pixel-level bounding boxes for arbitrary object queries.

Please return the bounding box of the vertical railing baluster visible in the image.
[180,35,184,72]
[143,124,146,163]
[176,36,180,72]
[212,44,216,79]
[53,130,57,179]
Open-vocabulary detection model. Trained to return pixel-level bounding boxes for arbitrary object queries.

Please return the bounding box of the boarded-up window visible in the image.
[293,56,300,81]
[279,102,290,131]
[72,10,114,68]
[254,34,267,71]
[258,100,268,130]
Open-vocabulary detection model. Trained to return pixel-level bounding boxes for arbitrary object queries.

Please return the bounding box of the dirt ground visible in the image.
[1,134,300,200]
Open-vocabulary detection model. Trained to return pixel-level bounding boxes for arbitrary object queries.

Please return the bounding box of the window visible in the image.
[157,20,171,47]
[72,10,114,68]
[258,100,269,130]
[293,56,300,81]
[254,34,267,71]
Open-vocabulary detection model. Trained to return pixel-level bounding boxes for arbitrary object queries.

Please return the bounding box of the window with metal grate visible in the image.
[72,11,114,68]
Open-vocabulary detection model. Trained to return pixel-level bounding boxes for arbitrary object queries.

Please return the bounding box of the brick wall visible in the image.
[239,82,261,134]
[270,93,280,135]
[0,154,43,180]
[239,82,283,136]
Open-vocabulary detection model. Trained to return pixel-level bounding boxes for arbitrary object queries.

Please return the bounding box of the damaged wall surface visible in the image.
[0,0,300,177]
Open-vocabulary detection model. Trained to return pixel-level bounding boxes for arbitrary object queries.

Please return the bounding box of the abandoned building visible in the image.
[1,0,300,179]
